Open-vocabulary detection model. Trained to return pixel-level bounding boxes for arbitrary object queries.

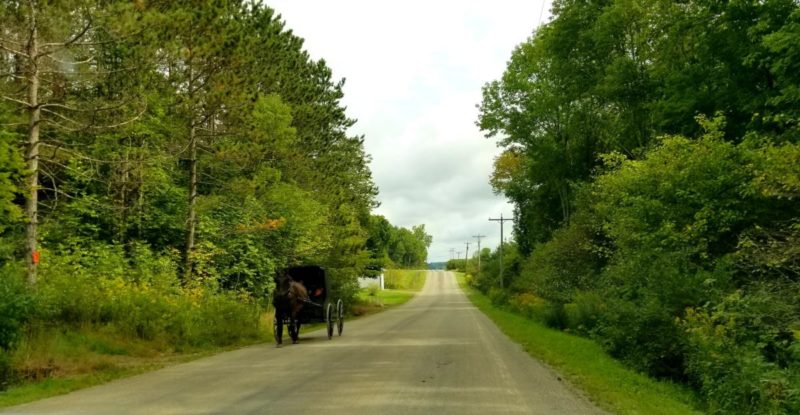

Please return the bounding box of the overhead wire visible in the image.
[537,0,549,29]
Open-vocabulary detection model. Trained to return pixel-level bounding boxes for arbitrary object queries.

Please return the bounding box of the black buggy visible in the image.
[272,265,344,345]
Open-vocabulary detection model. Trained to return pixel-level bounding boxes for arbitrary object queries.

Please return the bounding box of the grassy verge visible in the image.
[455,274,703,415]
[0,349,219,408]
[353,288,416,316]
[0,271,429,409]
[0,321,271,408]
[351,269,426,316]
[0,280,425,409]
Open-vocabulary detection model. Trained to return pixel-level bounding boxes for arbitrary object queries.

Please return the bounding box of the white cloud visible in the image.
[266,0,550,261]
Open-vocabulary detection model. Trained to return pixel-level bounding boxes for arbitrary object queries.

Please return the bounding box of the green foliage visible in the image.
[445,258,465,271]
[365,215,393,270]
[515,218,604,304]
[761,7,800,136]
[683,288,800,415]
[471,242,522,293]
[479,0,800,255]
[365,283,379,297]
[480,1,800,411]
[0,129,22,235]
[366,216,432,270]
[389,224,433,268]
[0,0,409,391]
[0,275,32,386]
[567,291,605,335]
[34,243,261,347]
[0,276,31,352]
[0,127,23,263]
[0,0,385,298]
[592,121,753,261]
[584,129,799,383]
[507,293,549,321]
[459,275,703,415]
[488,127,800,410]
[486,287,508,307]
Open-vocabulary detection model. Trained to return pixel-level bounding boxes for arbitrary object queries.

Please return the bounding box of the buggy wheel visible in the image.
[326,303,334,340]
[289,320,299,343]
[273,314,283,345]
[336,299,344,336]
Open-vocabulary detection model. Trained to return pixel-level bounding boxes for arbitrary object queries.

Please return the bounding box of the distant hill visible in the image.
[427,262,447,270]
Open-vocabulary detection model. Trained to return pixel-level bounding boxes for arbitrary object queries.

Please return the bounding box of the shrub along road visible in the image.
[1,271,604,415]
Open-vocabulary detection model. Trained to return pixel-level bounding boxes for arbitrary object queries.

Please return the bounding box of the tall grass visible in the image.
[33,257,264,349]
[383,269,426,291]
[0,243,268,401]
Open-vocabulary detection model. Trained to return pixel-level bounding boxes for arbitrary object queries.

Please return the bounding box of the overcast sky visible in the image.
[266,0,550,262]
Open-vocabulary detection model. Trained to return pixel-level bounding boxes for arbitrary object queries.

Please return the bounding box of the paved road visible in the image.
[3,271,605,415]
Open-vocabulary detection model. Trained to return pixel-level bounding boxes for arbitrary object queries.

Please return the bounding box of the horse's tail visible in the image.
[293,281,309,301]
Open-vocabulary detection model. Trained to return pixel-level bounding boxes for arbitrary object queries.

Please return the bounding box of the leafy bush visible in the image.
[567,291,605,335]
[366,283,379,297]
[508,293,549,320]
[487,287,508,307]
[327,267,360,309]
[580,128,760,380]
[516,220,604,304]
[478,0,800,408]
[0,129,23,238]
[683,288,800,415]
[594,294,688,380]
[542,302,569,330]
[507,293,573,330]
[463,273,474,287]
[0,274,32,387]
[0,276,32,352]
[474,242,522,294]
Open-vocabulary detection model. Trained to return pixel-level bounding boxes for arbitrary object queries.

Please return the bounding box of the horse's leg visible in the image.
[274,309,284,346]
[290,313,299,344]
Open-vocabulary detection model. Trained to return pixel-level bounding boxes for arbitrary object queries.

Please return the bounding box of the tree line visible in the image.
[0,0,427,383]
[366,215,432,270]
[475,0,800,413]
[0,0,391,294]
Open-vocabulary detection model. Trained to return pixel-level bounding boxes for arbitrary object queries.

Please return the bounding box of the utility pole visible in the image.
[464,242,470,273]
[449,248,455,260]
[489,213,514,290]
[472,234,486,273]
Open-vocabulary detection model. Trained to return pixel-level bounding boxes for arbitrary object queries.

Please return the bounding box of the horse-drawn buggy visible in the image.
[272,265,344,345]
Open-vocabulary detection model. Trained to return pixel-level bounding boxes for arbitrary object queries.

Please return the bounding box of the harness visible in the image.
[300,298,322,308]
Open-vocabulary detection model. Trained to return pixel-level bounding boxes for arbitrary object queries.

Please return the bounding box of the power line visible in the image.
[537,0,549,28]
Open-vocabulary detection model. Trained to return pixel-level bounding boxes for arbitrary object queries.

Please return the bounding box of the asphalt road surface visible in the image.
[3,271,606,415]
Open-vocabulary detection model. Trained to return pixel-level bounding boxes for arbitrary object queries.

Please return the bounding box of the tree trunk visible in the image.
[119,138,130,244]
[25,18,40,286]
[184,123,197,279]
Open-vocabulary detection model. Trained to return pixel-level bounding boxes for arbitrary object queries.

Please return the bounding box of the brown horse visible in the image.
[273,274,309,345]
